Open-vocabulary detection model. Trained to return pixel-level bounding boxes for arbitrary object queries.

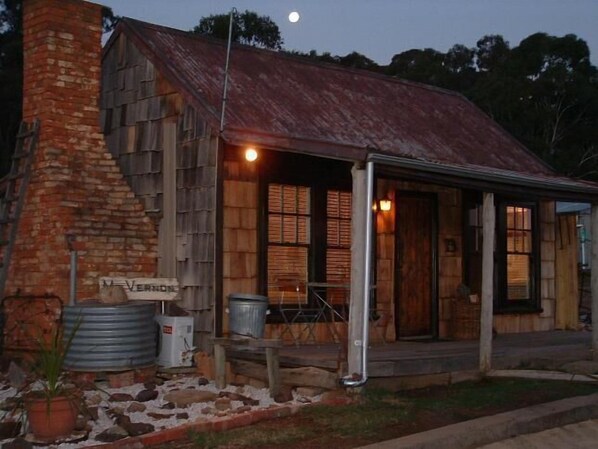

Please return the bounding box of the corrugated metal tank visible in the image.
[63,302,156,371]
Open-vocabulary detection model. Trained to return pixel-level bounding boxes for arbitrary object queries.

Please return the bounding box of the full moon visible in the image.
[288,11,300,23]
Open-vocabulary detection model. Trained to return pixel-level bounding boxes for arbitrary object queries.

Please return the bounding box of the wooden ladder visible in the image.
[0,119,40,296]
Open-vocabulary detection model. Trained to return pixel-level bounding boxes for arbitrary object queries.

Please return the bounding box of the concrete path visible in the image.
[478,418,598,449]
[357,393,598,449]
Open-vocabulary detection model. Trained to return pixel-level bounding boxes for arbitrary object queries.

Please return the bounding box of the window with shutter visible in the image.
[326,190,352,305]
[266,184,311,304]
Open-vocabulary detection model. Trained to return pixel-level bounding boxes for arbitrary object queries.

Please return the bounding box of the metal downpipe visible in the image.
[340,160,374,387]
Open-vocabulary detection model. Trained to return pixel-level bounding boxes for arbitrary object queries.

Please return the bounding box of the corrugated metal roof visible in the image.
[114,18,598,199]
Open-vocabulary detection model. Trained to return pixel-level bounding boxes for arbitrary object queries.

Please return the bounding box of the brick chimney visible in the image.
[6,0,158,301]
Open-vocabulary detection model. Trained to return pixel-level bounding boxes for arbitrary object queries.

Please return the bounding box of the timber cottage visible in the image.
[99,14,598,381]
[4,0,598,385]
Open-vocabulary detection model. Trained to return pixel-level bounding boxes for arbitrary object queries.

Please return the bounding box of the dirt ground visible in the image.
[153,378,598,449]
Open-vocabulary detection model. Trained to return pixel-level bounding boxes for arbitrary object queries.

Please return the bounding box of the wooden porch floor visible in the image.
[231,330,592,378]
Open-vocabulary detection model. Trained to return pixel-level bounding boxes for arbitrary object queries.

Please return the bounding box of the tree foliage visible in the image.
[380,32,598,181]
[192,10,283,50]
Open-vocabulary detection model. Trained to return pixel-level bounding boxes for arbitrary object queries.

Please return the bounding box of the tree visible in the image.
[0,0,117,176]
[386,48,448,86]
[475,34,510,72]
[0,0,23,175]
[192,10,283,50]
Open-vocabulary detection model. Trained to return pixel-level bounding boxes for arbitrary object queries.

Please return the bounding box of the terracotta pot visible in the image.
[25,395,77,440]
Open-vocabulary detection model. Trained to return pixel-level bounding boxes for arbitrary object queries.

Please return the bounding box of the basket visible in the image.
[451,300,480,340]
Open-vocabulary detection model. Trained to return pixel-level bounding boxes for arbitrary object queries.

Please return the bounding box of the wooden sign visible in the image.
[99,277,180,301]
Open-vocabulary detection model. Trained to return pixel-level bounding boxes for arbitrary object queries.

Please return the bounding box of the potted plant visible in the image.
[22,320,81,441]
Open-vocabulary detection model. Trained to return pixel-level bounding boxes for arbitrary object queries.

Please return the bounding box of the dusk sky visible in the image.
[98,0,598,65]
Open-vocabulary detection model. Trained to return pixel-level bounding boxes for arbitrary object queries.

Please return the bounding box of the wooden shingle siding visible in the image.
[101,34,218,350]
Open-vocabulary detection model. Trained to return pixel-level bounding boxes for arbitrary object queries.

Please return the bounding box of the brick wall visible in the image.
[5,0,158,301]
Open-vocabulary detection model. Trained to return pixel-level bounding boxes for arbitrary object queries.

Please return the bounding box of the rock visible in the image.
[201,407,214,415]
[161,402,175,410]
[98,285,128,304]
[2,437,32,449]
[147,412,173,420]
[0,421,21,439]
[197,377,209,386]
[108,393,135,402]
[123,422,155,437]
[108,406,125,416]
[127,402,147,413]
[114,413,132,428]
[0,397,19,412]
[143,381,157,390]
[85,406,99,421]
[95,426,129,443]
[163,390,218,408]
[561,360,598,375]
[176,412,189,419]
[7,362,26,389]
[87,393,103,406]
[214,397,232,411]
[75,415,88,431]
[273,385,294,403]
[135,389,159,402]
[234,405,252,414]
[295,387,324,397]
[219,391,259,406]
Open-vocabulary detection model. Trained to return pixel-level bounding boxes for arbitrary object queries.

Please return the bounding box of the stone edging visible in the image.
[84,403,303,449]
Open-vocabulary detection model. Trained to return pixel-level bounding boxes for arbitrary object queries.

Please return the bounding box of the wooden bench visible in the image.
[210,337,282,397]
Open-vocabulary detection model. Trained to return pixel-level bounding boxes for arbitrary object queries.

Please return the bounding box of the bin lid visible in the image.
[228,293,268,302]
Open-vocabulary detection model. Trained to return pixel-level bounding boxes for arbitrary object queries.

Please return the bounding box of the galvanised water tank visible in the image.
[63,302,156,371]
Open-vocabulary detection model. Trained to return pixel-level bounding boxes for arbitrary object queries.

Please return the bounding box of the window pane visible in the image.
[267,246,308,304]
[297,186,310,215]
[507,254,530,300]
[339,221,351,247]
[326,248,351,305]
[268,184,282,213]
[282,216,297,243]
[339,192,352,219]
[268,215,282,243]
[327,220,340,246]
[282,186,296,214]
[298,216,310,244]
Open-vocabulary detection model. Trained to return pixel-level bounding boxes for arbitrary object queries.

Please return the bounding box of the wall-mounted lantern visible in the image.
[377,196,392,212]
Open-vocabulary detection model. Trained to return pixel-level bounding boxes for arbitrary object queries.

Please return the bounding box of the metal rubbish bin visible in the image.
[228,293,269,338]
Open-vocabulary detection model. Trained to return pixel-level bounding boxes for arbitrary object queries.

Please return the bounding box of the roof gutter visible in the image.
[368,153,598,201]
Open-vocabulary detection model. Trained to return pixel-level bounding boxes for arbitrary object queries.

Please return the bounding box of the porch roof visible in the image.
[114,18,598,201]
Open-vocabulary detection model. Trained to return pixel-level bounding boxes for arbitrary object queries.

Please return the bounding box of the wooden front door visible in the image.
[394,192,437,338]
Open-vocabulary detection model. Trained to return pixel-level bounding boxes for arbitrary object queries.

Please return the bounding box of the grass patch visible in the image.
[407,378,598,413]
[170,379,597,449]
[190,423,311,449]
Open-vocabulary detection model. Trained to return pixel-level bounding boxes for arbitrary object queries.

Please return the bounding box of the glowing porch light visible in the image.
[245,147,258,162]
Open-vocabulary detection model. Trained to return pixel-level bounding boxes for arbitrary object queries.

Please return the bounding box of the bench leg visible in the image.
[265,347,281,398]
[214,343,227,389]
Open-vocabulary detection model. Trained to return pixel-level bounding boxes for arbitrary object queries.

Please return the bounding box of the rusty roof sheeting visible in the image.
[114,19,598,198]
